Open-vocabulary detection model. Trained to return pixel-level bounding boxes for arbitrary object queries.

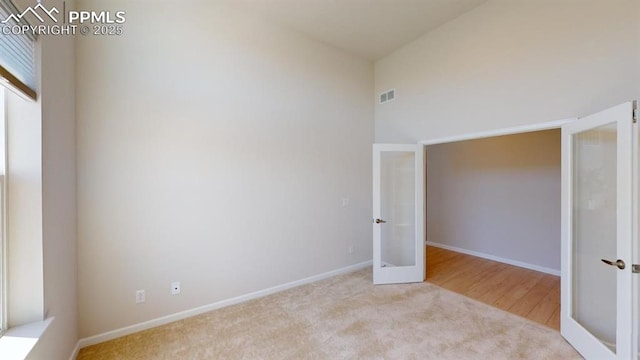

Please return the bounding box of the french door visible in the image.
[561,101,638,359]
[372,144,425,285]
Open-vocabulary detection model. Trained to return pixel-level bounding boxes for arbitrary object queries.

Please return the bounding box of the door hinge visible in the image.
[634,101,638,123]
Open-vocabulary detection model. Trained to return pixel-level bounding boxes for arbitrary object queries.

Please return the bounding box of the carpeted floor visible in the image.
[77,268,582,359]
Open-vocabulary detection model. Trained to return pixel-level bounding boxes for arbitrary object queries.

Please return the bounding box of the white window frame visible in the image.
[0,80,52,360]
[0,86,6,335]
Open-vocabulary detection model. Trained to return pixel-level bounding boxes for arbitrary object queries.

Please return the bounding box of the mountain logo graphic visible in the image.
[1,3,59,24]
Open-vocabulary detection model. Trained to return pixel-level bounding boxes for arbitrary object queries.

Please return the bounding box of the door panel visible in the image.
[561,102,635,359]
[571,122,618,351]
[635,113,639,360]
[380,151,416,268]
[373,144,425,285]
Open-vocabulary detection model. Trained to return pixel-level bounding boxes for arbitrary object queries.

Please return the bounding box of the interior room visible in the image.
[0,0,638,359]
[424,129,562,329]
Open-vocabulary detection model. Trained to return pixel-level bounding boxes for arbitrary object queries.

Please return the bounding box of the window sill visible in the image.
[0,317,54,360]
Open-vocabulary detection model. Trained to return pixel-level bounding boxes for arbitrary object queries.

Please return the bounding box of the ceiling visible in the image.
[225,0,488,61]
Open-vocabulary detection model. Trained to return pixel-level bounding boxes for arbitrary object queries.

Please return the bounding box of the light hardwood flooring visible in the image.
[426,246,560,330]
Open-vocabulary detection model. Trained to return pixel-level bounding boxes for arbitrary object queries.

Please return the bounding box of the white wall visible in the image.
[427,130,561,271]
[3,1,78,358]
[76,1,373,338]
[375,0,640,143]
[27,1,79,357]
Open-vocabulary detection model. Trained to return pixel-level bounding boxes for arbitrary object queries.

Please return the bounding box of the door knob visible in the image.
[374,219,386,224]
[601,258,626,270]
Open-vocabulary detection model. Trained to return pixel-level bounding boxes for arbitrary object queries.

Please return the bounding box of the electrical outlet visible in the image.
[135,289,145,304]
[348,245,354,254]
[171,281,181,295]
[341,197,350,207]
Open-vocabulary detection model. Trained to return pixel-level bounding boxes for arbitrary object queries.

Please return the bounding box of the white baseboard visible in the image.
[426,241,560,276]
[68,341,80,360]
[77,260,373,349]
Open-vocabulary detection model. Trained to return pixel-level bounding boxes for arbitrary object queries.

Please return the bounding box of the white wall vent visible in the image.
[379,89,395,104]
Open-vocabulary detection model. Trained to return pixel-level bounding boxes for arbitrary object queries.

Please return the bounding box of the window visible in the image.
[0,0,37,100]
[0,60,50,356]
[0,0,37,334]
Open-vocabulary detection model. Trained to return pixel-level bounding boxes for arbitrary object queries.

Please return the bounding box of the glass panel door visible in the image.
[561,102,635,360]
[373,144,425,285]
[380,151,416,268]
[572,122,618,351]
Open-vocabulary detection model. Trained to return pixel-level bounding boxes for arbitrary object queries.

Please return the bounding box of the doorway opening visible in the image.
[424,128,562,330]
[374,102,638,358]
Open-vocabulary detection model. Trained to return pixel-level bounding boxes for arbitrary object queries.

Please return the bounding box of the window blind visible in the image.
[0,0,36,100]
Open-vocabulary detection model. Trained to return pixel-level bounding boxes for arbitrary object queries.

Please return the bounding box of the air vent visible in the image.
[379,89,395,104]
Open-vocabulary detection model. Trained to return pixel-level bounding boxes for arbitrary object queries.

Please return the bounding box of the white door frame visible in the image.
[373,144,425,284]
[413,111,638,358]
[419,119,573,277]
[418,118,574,253]
[418,118,574,146]
[560,102,634,359]
[633,105,639,359]
[417,118,574,271]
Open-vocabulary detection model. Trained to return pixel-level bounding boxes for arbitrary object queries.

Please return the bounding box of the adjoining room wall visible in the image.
[375,0,640,143]
[76,1,374,338]
[427,130,560,272]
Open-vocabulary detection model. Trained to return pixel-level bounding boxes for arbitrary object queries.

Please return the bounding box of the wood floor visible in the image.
[426,246,560,330]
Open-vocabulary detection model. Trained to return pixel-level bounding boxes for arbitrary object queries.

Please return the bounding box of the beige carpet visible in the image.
[77,268,582,359]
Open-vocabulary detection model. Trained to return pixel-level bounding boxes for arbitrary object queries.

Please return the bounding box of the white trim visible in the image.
[426,241,560,276]
[0,317,54,360]
[632,100,639,360]
[78,260,372,349]
[0,87,5,334]
[419,118,574,146]
[560,101,634,359]
[372,144,425,284]
[68,341,80,360]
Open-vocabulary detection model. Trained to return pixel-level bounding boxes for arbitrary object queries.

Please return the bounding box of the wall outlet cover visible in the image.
[135,289,145,303]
